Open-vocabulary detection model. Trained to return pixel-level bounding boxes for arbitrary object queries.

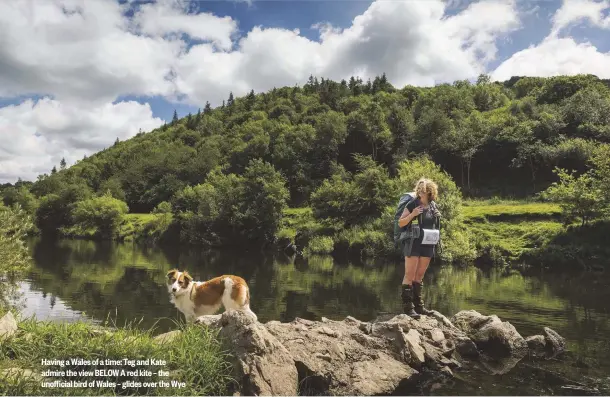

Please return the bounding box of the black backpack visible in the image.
[392,192,415,247]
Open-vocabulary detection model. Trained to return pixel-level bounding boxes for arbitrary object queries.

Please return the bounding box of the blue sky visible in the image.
[1,0,610,182]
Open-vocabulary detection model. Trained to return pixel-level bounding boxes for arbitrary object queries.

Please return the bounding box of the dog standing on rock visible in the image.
[166,269,257,323]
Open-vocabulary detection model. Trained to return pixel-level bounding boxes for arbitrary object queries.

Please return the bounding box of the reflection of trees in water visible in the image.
[24,239,610,379]
[28,238,178,331]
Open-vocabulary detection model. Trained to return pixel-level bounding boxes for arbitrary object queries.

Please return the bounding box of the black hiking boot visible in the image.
[401,284,421,319]
[412,281,433,316]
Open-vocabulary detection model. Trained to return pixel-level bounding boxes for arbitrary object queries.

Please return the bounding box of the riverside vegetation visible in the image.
[2,73,610,270]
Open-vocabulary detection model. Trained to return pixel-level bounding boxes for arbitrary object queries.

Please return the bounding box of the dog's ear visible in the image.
[166,269,178,279]
[183,271,193,286]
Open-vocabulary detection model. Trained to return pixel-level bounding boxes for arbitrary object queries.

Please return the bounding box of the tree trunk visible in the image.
[529,157,536,191]
[467,158,472,191]
[460,159,465,187]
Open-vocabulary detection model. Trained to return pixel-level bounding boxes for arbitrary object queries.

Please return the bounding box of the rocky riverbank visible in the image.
[1,308,588,396]
[153,309,568,396]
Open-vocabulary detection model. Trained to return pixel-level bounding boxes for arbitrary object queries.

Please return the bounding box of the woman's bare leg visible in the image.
[403,256,419,285]
[414,257,432,282]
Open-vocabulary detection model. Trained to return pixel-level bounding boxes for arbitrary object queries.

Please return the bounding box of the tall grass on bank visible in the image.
[0,314,234,396]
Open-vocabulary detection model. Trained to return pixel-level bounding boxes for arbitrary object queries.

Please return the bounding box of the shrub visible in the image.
[173,160,289,246]
[310,155,397,226]
[35,182,92,236]
[305,236,334,256]
[2,186,39,214]
[153,201,172,214]
[0,204,32,310]
[541,167,605,227]
[72,194,129,238]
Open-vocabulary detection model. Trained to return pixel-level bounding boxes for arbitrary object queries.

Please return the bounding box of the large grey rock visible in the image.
[218,310,299,396]
[451,310,528,359]
[265,315,419,395]
[0,311,17,340]
[192,309,566,396]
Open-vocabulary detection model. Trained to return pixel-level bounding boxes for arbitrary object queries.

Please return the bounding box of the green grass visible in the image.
[0,313,234,396]
[463,201,562,222]
[58,213,173,242]
[462,199,564,266]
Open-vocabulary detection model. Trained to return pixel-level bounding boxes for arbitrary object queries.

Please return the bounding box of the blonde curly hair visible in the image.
[414,178,438,202]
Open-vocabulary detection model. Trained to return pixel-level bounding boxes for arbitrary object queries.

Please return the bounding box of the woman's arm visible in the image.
[398,208,416,228]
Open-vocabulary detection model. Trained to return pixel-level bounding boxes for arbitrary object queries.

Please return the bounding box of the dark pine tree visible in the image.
[60,157,66,170]
[172,109,179,125]
[51,166,57,174]
[245,89,255,110]
[187,112,197,130]
[204,101,212,113]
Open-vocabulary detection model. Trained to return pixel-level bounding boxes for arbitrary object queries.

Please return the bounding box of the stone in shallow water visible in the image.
[451,310,528,359]
[543,327,566,357]
[526,335,547,357]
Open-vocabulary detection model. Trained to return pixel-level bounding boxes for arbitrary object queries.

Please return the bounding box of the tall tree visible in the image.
[172,109,179,125]
[446,111,491,190]
[60,158,66,170]
[204,102,212,114]
[246,89,255,110]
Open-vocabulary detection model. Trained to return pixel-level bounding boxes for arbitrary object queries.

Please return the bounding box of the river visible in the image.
[13,238,610,395]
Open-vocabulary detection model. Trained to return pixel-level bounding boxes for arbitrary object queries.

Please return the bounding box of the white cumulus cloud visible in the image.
[550,0,610,37]
[492,0,610,81]
[133,0,238,51]
[0,99,163,182]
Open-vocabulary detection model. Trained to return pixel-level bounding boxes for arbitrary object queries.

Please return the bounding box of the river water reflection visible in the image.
[15,238,610,395]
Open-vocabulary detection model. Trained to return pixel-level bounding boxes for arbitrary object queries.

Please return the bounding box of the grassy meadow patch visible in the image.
[0,314,234,396]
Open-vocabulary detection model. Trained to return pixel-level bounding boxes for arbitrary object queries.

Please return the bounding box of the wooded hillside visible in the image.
[2,73,610,259]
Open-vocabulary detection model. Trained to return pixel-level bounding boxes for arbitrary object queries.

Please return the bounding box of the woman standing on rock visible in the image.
[396,178,441,319]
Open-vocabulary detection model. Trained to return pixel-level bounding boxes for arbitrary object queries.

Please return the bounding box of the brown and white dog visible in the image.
[166,269,257,322]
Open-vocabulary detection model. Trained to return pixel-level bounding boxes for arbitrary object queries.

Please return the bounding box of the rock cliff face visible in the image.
[169,309,565,396]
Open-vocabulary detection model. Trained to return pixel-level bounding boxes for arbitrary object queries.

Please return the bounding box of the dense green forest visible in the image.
[2,73,610,265]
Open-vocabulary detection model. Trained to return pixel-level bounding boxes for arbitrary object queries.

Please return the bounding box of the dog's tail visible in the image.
[223,276,250,307]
